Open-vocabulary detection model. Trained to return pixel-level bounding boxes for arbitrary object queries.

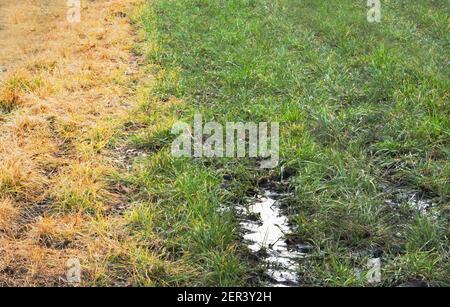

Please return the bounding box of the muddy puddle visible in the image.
[383,186,439,217]
[237,190,308,287]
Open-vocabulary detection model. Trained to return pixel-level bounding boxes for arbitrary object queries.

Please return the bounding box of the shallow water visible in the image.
[238,190,306,287]
[384,187,436,215]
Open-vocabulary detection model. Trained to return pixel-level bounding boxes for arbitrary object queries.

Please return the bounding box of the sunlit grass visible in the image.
[134,0,449,286]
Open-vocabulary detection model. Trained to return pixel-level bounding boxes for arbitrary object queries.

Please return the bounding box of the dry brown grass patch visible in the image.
[0,238,68,286]
[0,0,150,286]
[0,150,48,202]
[0,197,19,237]
[28,215,84,249]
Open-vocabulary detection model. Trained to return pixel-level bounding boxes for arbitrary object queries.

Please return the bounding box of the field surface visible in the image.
[135,0,449,286]
[0,0,448,286]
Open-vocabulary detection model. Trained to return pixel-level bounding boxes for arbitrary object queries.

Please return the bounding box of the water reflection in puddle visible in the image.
[383,186,437,217]
[238,190,306,287]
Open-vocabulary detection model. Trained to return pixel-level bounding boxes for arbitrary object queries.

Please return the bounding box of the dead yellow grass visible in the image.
[0,0,170,286]
[0,197,18,236]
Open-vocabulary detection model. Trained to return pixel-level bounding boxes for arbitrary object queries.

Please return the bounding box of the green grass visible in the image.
[126,0,449,286]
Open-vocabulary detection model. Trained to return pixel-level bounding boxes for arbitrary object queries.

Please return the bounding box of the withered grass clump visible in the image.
[0,197,19,236]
